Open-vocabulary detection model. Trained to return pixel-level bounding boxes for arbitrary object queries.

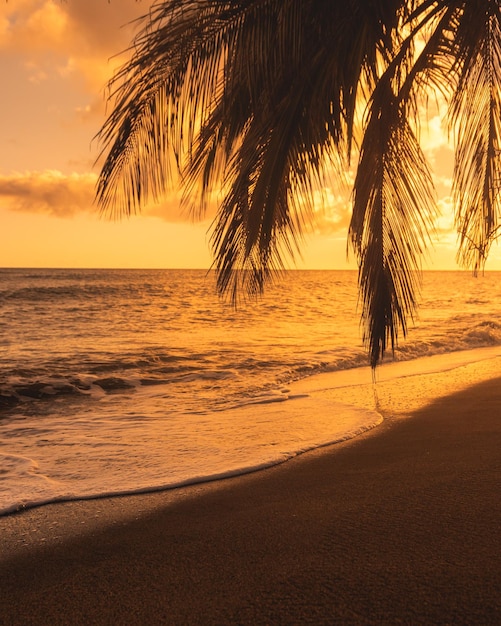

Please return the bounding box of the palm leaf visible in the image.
[349,73,436,368]
[95,0,405,298]
[448,2,501,273]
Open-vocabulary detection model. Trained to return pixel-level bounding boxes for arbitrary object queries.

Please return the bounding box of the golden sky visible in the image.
[1,0,498,270]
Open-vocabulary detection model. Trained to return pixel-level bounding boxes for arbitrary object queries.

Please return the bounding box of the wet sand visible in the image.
[1,377,501,624]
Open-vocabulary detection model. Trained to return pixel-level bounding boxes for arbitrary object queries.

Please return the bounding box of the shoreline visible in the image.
[1,375,501,624]
[4,345,501,518]
[0,393,383,518]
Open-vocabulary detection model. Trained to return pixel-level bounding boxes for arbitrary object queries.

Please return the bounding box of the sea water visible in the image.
[2,268,501,515]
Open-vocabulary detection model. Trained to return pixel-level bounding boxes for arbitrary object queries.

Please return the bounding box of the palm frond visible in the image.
[95,0,406,299]
[95,0,248,217]
[448,2,501,273]
[349,75,436,368]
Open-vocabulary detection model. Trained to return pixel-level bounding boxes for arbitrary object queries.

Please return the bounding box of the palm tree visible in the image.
[95,0,501,367]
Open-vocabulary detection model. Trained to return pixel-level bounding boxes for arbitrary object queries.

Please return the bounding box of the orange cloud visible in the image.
[1,0,152,95]
[0,170,199,223]
[1,0,148,53]
[0,170,96,217]
[306,188,352,235]
[1,1,68,51]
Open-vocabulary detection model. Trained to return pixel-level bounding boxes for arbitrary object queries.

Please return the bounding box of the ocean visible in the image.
[2,268,501,516]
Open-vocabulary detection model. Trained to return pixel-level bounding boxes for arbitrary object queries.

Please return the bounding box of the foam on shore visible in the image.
[2,346,501,517]
[0,395,381,516]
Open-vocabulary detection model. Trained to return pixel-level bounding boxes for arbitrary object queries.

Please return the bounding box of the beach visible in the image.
[1,375,500,625]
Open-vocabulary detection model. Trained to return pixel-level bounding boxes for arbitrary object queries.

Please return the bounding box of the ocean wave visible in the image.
[387,319,501,363]
[1,284,124,303]
[0,377,96,410]
[463,320,501,343]
[3,318,501,415]
[3,291,501,417]
[285,318,501,376]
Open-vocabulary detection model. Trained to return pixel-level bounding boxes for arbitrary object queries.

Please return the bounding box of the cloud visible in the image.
[0,168,353,231]
[61,1,152,93]
[1,0,149,53]
[144,198,213,225]
[435,196,457,236]
[0,170,96,217]
[62,0,150,53]
[306,188,352,235]
[1,0,152,94]
[0,170,200,223]
[1,1,69,52]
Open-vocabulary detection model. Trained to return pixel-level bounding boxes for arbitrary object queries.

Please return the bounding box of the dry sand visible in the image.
[1,376,501,624]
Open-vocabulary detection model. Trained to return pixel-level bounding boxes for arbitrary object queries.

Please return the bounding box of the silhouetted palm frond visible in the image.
[349,72,436,367]
[95,0,501,366]
[449,2,501,273]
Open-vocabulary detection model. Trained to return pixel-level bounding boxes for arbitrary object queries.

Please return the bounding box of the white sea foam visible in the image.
[0,395,382,515]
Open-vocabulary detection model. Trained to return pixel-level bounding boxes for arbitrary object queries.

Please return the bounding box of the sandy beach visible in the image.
[1,376,501,625]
